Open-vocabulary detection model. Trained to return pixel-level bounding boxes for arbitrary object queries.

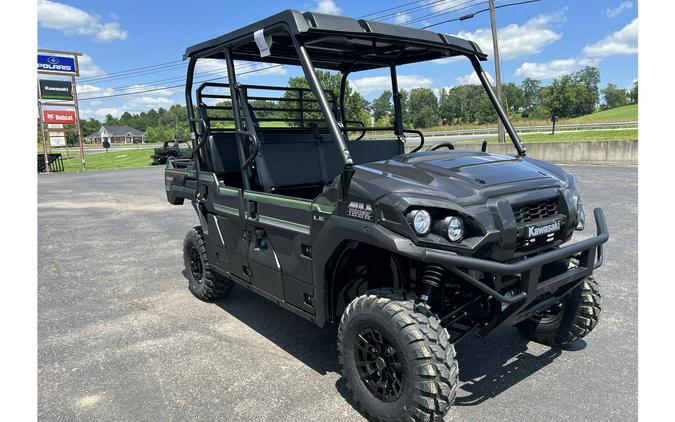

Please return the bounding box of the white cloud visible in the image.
[514,18,637,80]
[38,0,127,41]
[125,84,176,97]
[311,0,341,15]
[78,84,114,97]
[350,75,433,96]
[394,13,410,25]
[606,1,633,18]
[78,54,105,78]
[239,63,287,78]
[80,107,122,120]
[451,10,565,61]
[455,71,494,85]
[125,96,176,109]
[515,58,599,79]
[430,0,461,13]
[582,18,638,58]
[195,60,287,77]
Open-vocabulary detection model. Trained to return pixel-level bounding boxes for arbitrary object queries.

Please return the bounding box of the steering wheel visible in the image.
[428,142,455,151]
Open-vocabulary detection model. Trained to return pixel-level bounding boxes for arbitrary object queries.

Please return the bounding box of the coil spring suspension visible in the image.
[420,264,445,303]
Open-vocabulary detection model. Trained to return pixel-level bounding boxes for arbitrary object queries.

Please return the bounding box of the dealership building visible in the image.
[86,125,147,144]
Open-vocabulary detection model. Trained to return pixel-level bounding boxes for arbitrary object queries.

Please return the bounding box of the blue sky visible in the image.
[37,0,638,120]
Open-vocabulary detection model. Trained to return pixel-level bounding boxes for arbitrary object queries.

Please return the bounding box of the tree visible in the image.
[541,67,602,118]
[572,66,601,115]
[629,80,638,104]
[371,90,393,121]
[439,85,496,125]
[408,88,439,128]
[502,82,524,114]
[284,70,370,126]
[601,83,628,109]
[541,74,576,118]
[146,125,174,143]
[104,114,118,125]
[521,78,542,116]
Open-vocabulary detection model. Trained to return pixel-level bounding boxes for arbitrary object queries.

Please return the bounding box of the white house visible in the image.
[86,125,147,144]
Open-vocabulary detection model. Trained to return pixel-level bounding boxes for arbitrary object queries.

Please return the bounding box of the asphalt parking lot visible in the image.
[38,164,637,421]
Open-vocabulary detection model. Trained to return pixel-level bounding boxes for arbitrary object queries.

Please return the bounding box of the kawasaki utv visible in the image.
[164,9,608,421]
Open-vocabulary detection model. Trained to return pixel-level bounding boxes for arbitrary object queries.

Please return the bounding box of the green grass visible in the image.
[60,148,155,173]
[520,128,637,143]
[567,104,637,124]
[452,128,638,145]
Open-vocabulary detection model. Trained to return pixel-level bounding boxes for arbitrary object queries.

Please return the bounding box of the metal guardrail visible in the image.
[364,121,638,140]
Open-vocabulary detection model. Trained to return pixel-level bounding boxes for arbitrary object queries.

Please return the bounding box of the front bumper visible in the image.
[418,208,609,336]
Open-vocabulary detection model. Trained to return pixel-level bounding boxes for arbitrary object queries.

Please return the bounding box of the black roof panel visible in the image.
[184,9,486,71]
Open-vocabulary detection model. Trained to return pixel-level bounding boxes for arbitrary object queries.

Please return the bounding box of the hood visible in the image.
[351,149,566,205]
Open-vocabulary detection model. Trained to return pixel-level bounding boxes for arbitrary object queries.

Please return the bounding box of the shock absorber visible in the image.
[420,264,445,303]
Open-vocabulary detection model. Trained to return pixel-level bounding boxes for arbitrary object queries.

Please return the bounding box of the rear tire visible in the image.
[183,226,233,301]
[338,288,459,421]
[517,277,601,346]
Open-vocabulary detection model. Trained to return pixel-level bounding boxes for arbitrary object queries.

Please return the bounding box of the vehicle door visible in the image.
[244,192,315,313]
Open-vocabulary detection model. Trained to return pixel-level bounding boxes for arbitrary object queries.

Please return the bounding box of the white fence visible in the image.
[364,121,638,140]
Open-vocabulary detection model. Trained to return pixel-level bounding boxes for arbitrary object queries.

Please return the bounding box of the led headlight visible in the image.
[567,174,585,230]
[410,210,431,235]
[443,216,464,242]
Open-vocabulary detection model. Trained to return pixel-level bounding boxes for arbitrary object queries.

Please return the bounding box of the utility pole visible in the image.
[488,0,506,144]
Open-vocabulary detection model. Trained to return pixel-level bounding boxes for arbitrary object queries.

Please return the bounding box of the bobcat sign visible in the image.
[42,110,76,124]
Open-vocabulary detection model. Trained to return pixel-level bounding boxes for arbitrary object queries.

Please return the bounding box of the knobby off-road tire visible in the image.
[183,226,233,302]
[518,277,601,346]
[338,288,459,422]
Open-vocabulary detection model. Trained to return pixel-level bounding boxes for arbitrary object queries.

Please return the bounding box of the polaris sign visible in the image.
[37,54,77,75]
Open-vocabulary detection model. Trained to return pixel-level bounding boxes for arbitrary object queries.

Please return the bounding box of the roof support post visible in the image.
[224,48,253,191]
[390,65,404,138]
[469,56,526,156]
[339,71,350,124]
[185,57,198,149]
[292,38,353,169]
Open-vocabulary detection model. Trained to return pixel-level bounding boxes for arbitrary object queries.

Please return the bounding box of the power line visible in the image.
[79,60,183,82]
[78,64,284,101]
[401,0,484,25]
[79,61,262,96]
[365,0,448,22]
[420,0,543,29]
[358,0,431,18]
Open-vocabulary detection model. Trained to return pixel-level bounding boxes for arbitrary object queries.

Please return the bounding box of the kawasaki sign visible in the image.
[39,80,73,100]
[37,54,78,75]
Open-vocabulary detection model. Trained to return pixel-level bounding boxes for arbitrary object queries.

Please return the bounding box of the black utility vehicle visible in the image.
[165,10,608,421]
[151,140,191,165]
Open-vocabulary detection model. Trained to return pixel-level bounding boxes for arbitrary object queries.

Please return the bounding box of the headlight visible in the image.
[443,216,464,241]
[567,174,585,230]
[410,210,431,235]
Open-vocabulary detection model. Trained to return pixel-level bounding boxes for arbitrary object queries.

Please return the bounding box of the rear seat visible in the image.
[208,128,403,198]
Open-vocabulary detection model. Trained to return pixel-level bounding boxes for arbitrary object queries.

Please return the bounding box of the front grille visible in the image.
[512,198,559,225]
[516,232,557,251]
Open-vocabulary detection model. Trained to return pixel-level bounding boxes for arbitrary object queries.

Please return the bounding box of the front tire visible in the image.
[183,226,233,301]
[517,277,601,346]
[338,288,459,422]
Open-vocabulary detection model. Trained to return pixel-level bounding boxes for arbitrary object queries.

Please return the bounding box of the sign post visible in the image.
[37,49,85,172]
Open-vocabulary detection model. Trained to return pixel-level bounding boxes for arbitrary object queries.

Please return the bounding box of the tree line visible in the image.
[371,67,637,129]
[66,66,637,145]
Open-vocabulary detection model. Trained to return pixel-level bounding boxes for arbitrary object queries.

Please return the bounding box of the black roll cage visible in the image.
[184,18,527,197]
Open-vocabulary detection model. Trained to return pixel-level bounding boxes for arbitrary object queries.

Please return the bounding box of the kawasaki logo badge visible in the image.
[527,219,561,238]
[347,201,373,220]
